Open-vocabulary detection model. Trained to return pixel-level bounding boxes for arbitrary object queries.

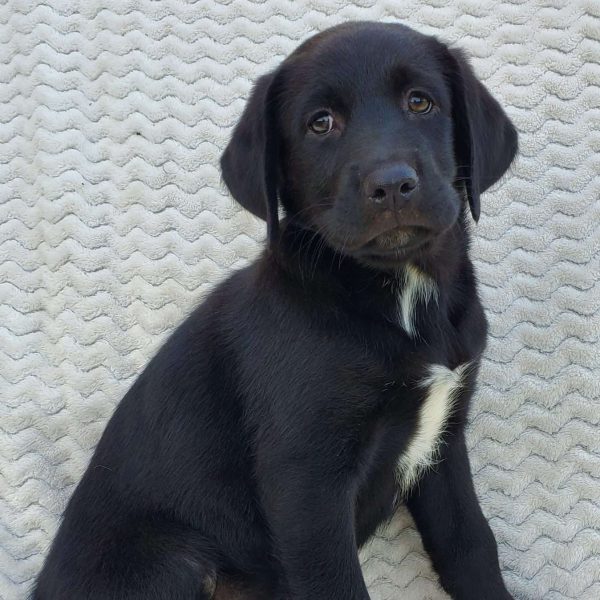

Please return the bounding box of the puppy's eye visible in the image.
[308,111,335,135]
[408,92,433,114]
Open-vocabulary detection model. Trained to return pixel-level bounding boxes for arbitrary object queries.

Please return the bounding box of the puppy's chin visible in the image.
[351,245,431,270]
[369,226,429,250]
[347,226,434,270]
[353,251,427,270]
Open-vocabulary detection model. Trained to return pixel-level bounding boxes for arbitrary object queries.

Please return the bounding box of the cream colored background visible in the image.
[1,1,599,599]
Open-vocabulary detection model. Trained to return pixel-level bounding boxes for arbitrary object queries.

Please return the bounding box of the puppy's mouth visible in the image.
[367,226,430,251]
[352,225,432,261]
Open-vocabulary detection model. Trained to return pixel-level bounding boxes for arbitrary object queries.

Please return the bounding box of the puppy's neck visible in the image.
[269,218,469,333]
[389,264,439,338]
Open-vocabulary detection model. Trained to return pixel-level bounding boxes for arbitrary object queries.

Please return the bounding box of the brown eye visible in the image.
[308,111,335,135]
[408,92,433,114]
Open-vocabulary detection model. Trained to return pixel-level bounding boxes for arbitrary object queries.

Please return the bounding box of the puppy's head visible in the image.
[221,22,518,269]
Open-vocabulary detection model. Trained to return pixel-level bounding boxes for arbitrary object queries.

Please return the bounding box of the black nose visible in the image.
[364,164,418,206]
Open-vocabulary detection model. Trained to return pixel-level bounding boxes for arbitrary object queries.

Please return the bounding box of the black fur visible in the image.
[34,22,518,600]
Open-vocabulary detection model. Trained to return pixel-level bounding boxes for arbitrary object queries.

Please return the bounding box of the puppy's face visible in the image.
[221,23,518,270]
[277,25,458,268]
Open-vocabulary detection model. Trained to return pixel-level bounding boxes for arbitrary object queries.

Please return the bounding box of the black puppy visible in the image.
[34,22,518,600]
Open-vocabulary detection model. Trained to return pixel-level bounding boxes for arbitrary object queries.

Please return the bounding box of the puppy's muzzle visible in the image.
[359,161,457,239]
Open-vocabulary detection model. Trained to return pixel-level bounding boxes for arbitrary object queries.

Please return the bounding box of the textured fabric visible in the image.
[1,1,599,599]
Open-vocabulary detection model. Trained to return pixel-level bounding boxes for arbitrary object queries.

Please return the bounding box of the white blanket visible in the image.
[1,1,598,599]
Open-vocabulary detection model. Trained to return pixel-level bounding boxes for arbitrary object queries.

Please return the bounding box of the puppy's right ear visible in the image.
[220,70,283,244]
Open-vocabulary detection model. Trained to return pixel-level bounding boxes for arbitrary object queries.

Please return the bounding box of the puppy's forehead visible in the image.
[283,23,447,104]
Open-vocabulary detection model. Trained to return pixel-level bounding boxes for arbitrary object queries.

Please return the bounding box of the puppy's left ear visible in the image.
[445,48,518,221]
[220,70,283,244]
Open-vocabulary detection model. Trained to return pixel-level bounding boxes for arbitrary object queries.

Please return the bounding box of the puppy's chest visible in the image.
[393,362,471,494]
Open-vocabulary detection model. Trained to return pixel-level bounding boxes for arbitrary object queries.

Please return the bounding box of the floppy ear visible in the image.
[220,70,282,243]
[445,48,518,221]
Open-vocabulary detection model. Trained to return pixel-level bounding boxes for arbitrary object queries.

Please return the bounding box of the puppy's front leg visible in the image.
[405,430,513,600]
[259,459,370,600]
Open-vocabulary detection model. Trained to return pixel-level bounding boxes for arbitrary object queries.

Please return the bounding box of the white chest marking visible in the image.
[397,264,438,337]
[396,363,471,494]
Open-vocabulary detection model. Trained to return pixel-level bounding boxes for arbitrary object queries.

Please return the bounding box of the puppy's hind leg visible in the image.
[33,517,221,600]
[33,552,218,600]
[123,522,221,600]
[212,576,286,600]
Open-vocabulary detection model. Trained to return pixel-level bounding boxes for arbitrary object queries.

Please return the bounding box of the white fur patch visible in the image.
[397,264,438,337]
[396,363,471,494]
